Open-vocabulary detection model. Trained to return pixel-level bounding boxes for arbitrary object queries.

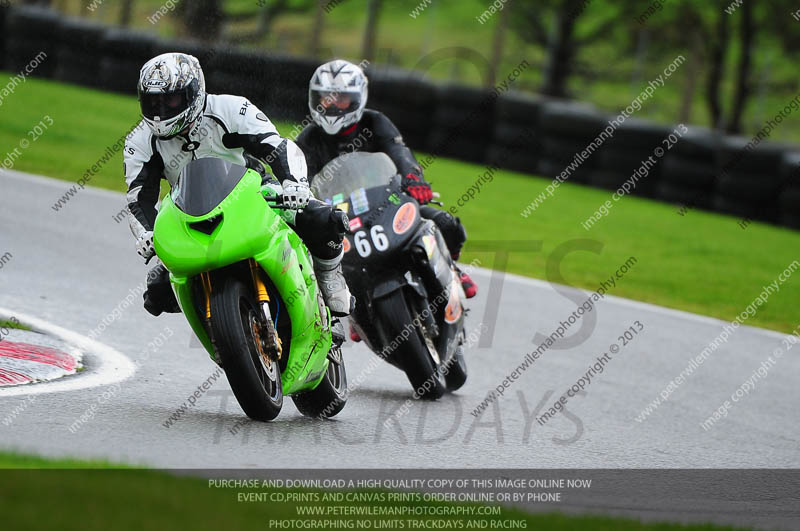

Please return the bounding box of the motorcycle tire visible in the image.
[209,276,283,421]
[374,288,446,400]
[444,332,468,392]
[292,345,348,419]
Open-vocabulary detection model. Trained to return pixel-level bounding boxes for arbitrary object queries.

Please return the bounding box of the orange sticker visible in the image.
[444,275,463,324]
[392,202,416,235]
[343,236,351,253]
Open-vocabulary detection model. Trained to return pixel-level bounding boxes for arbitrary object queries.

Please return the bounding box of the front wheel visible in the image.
[209,276,283,421]
[292,345,348,418]
[374,289,446,400]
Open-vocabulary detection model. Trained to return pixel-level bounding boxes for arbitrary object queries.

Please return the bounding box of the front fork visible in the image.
[249,259,283,360]
[198,260,283,360]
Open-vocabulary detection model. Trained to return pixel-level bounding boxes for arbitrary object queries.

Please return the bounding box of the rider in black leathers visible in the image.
[296,61,478,340]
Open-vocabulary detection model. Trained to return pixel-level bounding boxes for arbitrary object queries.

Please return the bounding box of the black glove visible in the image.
[401,173,433,204]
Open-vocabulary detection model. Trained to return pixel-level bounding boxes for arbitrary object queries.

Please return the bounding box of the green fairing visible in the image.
[153,169,331,396]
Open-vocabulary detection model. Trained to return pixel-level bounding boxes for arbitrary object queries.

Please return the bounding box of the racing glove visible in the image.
[136,231,155,262]
[402,173,433,205]
[282,181,312,210]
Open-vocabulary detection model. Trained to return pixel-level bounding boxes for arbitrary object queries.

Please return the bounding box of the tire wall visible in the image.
[2,6,798,229]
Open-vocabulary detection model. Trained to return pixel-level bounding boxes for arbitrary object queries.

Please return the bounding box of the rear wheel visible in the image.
[209,276,283,421]
[374,289,446,400]
[292,345,348,418]
[444,331,468,391]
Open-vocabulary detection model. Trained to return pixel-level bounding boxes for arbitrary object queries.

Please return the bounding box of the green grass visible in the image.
[0,452,745,531]
[2,74,799,333]
[0,319,29,331]
[0,451,121,468]
[432,156,800,334]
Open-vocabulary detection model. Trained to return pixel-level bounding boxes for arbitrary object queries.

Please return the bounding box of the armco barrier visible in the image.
[488,91,540,175]
[4,6,59,78]
[205,47,273,111]
[712,136,787,222]
[2,5,799,229]
[428,84,497,163]
[594,146,662,197]
[0,5,7,69]
[368,67,438,151]
[98,28,157,94]
[779,152,800,228]
[54,18,107,87]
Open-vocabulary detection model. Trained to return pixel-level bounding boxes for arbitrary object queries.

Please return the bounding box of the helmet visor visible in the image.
[140,79,200,120]
[311,90,361,117]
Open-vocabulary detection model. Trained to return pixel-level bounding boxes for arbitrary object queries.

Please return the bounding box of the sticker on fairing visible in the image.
[444,275,463,324]
[348,217,362,231]
[350,188,370,216]
[392,202,416,235]
[422,234,437,258]
[343,236,351,253]
[336,202,349,213]
[332,193,345,205]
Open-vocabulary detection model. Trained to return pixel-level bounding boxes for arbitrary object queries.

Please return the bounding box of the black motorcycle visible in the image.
[310,152,468,399]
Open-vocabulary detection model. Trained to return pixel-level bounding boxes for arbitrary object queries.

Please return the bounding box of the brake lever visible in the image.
[264,196,295,210]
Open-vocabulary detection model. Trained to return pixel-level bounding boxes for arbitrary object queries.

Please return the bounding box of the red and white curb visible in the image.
[0,339,80,386]
[0,308,136,397]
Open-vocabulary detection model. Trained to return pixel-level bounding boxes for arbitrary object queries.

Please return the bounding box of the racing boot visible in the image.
[457,269,478,299]
[313,251,355,317]
[452,259,477,299]
[349,321,362,342]
[143,262,181,316]
[452,251,478,299]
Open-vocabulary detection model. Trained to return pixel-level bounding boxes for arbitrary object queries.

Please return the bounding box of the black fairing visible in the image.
[341,177,465,368]
[310,151,465,370]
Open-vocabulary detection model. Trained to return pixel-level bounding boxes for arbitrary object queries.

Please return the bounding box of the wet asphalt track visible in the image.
[0,170,798,528]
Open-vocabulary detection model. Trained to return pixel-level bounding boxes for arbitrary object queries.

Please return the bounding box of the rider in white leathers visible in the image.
[124,52,353,317]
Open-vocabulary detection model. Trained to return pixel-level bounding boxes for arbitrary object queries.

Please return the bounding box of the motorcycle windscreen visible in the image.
[310,152,398,202]
[171,158,248,217]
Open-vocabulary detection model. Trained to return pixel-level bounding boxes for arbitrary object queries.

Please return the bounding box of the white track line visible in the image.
[3,168,126,200]
[470,268,791,341]
[0,308,136,397]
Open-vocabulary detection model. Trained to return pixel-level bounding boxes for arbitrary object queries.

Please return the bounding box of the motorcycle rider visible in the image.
[124,52,353,317]
[296,60,478,304]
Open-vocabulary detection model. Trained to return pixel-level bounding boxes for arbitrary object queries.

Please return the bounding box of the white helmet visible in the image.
[137,52,206,139]
[309,60,368,135]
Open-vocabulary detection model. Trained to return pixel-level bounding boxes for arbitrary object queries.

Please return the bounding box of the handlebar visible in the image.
[263,195,294,210]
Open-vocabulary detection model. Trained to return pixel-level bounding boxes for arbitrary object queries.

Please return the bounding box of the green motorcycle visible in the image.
[153,157,347,421]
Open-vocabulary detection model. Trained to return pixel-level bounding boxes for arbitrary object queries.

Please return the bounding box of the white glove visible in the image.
[136,231,155,262]
[282,182,312,210]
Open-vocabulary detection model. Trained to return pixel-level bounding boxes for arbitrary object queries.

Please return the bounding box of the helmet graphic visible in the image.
[309,59,368,135]
[138,52,206,139]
